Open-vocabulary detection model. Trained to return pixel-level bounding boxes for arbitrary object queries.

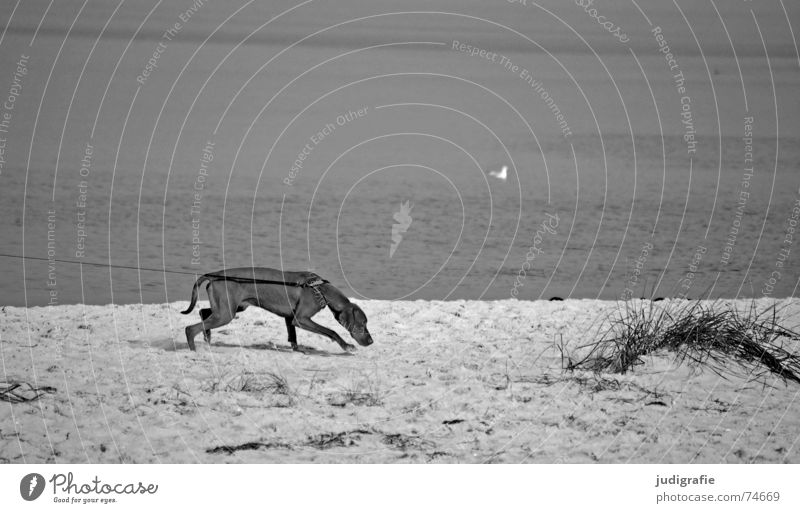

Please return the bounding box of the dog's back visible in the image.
[205,267,321,286]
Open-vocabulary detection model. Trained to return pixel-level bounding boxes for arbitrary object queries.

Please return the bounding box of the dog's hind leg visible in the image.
[200,308,213,343]
[185,323,201,351]
[284,316,298,350]
[185,309,235,351]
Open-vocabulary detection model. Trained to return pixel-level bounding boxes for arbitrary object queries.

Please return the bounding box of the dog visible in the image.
[181,267,373,352]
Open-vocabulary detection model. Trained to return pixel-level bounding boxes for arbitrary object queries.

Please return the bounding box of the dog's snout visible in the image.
[358,334,373,346]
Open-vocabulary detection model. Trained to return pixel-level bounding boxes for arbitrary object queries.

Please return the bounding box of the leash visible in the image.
[203,273,328,288]
[0,252,203,276]
[0,253,325,286]
[0,252,330,304]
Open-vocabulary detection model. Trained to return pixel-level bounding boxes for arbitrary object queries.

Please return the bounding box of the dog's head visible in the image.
[335,303,373,346]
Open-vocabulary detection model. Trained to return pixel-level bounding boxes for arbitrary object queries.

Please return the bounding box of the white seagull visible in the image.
[488,165,508,181]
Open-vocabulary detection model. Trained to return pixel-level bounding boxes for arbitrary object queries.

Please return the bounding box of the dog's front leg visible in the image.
[293,317,355,352]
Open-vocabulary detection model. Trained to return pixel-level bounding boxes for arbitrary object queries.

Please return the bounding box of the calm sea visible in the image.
[1,0,798,305]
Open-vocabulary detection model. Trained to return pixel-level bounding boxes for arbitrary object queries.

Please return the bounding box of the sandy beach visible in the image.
[2,298,799,463]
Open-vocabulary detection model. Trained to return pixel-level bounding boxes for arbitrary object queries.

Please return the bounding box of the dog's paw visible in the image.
[342,343,357,352]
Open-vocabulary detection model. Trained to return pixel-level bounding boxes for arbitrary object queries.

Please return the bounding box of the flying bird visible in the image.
[488,165,508,181]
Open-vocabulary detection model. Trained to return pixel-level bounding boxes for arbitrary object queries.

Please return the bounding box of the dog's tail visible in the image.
[181,275,212,314]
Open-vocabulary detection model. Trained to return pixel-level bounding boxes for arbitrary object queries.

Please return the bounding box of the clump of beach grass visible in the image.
[205,369,294,399]
[568,299,800,385]
[327,372,385,407]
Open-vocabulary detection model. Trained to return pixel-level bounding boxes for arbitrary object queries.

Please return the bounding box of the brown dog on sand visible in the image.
[181,267,372,352]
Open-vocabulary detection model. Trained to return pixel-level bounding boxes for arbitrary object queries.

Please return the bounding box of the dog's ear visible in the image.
[352,305,367,325]
[335,306,353,328]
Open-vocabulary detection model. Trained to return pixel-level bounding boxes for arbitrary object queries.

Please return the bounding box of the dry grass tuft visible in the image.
[568,300,800,385]
[327,373,385,407]
[205,370,295,403]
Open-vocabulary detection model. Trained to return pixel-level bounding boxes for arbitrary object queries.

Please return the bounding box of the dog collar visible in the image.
[303,277,328,288]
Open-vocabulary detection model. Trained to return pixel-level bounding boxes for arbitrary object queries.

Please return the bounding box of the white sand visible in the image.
[1,298,799,463]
